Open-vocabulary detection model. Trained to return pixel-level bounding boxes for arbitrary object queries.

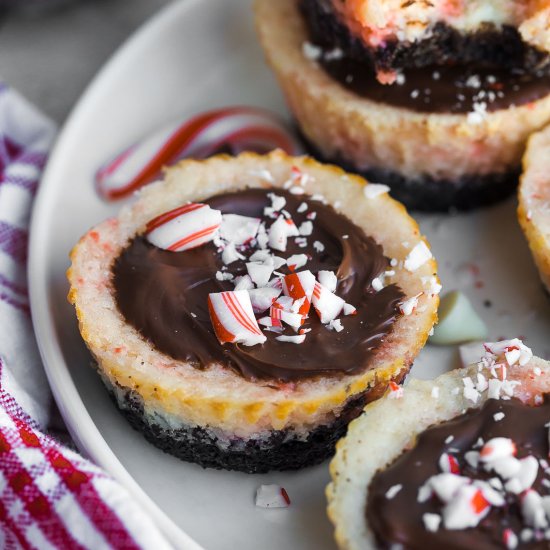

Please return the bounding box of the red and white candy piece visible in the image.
[439,453,461,475]
[246,262,274,288]
[399,293,422,316]
[312,281,345,323]
[248,287,281,314]
[387,381,404,399]
[276,334,307,344]
[484,338,533,367]
[221,242,244,265]
[521,490,548,529]
[270,300,304,329]
[286,254,308,271]
[490,456,521,480]
[146,203,222,252]
[219,214,261,246]
[503,529,518,549]
[264,193,286,217]
[233,275,254,291]
[442,485,490,530]
[479,437,517,463]
[428,474,470,504]
[472,480,505,507]
[208,290,266,346]
[504,456,539,494]
[268,216,299,252]
[96,106,304,200]
[255,484,291,508]
[423,513,441,533]
[317,270,337,293]
[282,271,316,318]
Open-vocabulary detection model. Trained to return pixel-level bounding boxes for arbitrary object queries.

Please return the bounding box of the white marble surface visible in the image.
[0,0,170,123]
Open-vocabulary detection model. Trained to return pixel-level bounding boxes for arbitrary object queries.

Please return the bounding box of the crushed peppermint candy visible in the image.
[385,484,403,500]
[146,182,414,351]
[313,240,325,253]
[327,319,344,332]
[387,381,404,399]
[404,242,433,272]
[400,293,422,316]
[255,484,291,508]
[363,183,390,199]
[317,270,337,293]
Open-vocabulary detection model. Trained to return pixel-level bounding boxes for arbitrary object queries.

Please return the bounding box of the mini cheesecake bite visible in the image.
[254,0,550,211]
[68,151,439,473]
[328,339,550,549]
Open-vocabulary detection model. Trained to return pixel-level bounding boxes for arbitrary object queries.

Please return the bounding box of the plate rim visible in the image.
[28,1,206,548]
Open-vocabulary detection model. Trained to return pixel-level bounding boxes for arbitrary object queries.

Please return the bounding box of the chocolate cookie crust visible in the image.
[107,369,407,473]
[301,134,519,212]
[300,0,549,75]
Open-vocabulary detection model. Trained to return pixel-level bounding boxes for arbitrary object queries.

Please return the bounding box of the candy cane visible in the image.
[145,203,222,252]
[208,290,266,346]
[96,106,304,200]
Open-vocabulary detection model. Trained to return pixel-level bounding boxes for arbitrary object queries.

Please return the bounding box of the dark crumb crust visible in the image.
[300,0,549,74]
[104,369,407,474]
[300,133,519,212]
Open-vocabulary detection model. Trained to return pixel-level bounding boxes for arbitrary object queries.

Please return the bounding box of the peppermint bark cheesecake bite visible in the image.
[254,0,550,211]
[328,339,550,549]
[68,152,439,473]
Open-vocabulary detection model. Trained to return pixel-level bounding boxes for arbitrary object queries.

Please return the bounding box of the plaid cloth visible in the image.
[0,84,172,549]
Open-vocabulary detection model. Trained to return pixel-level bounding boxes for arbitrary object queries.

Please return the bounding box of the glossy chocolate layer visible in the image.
[319,56,550,114]
[367,397,550,549]
[112,188,404,382]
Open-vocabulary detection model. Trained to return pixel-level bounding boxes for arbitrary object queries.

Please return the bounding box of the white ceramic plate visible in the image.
[28,0,550,549]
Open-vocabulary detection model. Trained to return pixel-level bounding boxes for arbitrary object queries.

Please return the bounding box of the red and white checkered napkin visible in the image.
[0,83,172,549]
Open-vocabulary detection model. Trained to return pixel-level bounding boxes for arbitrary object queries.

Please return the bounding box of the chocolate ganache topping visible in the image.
[367,397,550,549]
[112,188,404,382]
[318,60,550,115]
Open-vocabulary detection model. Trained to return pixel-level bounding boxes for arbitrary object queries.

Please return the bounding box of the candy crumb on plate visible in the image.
[255,485,291,508]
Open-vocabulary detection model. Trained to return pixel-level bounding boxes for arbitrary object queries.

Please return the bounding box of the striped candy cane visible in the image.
[96,106,304,200]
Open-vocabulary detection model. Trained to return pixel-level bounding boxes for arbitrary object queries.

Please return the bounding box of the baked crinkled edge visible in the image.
[518,124,550,293]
